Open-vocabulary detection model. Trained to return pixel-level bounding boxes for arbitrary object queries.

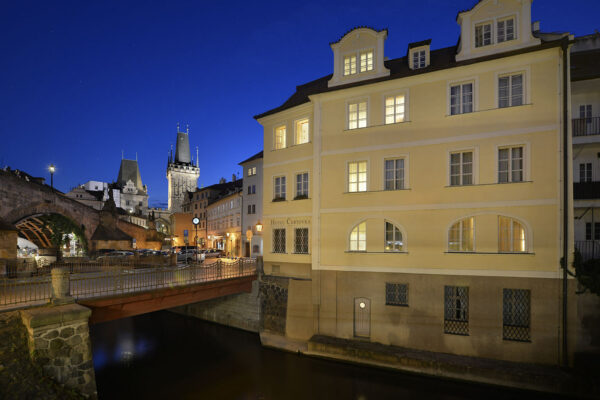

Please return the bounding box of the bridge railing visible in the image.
[0,258,257,307]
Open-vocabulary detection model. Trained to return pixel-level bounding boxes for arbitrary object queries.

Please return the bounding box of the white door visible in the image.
[354,297,371,338]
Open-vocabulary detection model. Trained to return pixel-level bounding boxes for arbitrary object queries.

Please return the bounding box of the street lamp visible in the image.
[192,217,200,262]
[48,164,55,190]
[255,221,263,232]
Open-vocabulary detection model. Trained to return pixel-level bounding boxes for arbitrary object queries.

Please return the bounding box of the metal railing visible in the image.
[0,258,257,307]
[573,117,600,137]
[575,240,600,261]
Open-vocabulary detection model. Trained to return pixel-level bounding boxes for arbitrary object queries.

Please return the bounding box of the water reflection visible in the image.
[89,312,560,400]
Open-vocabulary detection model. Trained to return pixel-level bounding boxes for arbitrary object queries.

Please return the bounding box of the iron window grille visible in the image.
[444,286,469,335]
[294,228,309,254]
[503,289,531,342]
[273,229,286,253]
[386,283,408,306]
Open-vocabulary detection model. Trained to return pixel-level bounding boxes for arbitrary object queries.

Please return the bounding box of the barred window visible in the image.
[444,286,469,335]
[503,289,531,342]
[273,229,286,253]
[385,283,408,306]
[294,228,309,254]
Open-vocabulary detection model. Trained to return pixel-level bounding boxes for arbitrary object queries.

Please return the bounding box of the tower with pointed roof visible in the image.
[166,126,200,212]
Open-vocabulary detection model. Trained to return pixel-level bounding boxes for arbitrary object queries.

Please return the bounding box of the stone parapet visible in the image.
[20,304,97,398]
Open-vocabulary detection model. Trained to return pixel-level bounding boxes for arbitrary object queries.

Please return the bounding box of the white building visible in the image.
[239,151,263,256]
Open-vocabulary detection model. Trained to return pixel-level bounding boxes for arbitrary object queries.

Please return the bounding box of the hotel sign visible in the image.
[270,217,311,226]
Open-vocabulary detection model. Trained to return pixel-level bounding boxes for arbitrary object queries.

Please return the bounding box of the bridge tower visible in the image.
[166,126,199,213]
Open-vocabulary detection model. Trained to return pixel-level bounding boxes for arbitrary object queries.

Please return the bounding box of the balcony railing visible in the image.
[573,117,600,137]
[574,182,600,200]
[575,240,600,261]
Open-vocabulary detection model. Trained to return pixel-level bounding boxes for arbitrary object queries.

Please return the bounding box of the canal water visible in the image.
[89,311,561,400]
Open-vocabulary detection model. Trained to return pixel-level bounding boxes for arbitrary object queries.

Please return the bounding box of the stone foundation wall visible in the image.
[260,276,289,335]
[170,279,260,332]
[20,304,97,399]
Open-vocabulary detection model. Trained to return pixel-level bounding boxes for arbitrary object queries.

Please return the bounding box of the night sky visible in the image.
[1,0,599,207]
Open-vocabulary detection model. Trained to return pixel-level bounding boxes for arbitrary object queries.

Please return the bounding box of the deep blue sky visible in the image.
[1,0,599,207]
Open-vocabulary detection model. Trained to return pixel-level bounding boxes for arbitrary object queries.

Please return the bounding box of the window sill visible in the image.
[343,188,411,194]
[445,181,532,188]
[445,103,532,117]
[293,196,310,201]
[385,303,409,307]
[343,120,412,133]
[293,252,310,255]
[445,251,535,255]
[272,198,286,203]
[345,251,409,254]
[271,141,312,152]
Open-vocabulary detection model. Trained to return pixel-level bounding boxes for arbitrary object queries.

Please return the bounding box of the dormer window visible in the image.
[413,50,426,69]
[360,51,374,72]
[344,55,357,75]
[497,17,516,43]
[475,22,492,47]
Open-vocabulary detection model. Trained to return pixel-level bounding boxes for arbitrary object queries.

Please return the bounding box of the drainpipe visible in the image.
[561,37,570,368]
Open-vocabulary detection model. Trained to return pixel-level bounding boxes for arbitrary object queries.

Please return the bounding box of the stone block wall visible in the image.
[260,276,289,335]
[20,304,97,399]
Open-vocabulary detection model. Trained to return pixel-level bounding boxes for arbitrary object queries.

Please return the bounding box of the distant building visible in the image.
[206,178,243,256]
[167,127,200,213]
[239,151,263,256]
[115,158,148,215]
[65,186,106,210]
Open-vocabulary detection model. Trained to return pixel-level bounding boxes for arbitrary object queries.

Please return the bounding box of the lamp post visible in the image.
[192,217,200,262]
[48,164,55,190]
[226,232,230,258]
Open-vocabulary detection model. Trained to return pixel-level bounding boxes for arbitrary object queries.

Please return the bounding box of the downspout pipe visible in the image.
[561,36,570,368]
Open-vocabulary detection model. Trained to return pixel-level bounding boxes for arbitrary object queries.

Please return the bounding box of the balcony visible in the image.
[573,117,600,137]
[575,240,600,261]
[574,182,600,200]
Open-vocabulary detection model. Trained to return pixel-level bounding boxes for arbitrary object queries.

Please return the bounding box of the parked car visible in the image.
[204,249,222,258]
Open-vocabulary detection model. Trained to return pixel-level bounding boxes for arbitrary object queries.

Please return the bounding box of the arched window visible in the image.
[384,221,403,252]
[349,222,367,251]
[448,217,474,252]
[499,216,527,252]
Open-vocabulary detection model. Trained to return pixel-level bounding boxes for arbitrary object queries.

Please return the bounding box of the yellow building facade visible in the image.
[256,0,576,365]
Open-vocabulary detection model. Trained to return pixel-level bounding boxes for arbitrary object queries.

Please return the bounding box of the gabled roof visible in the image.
[239,151,263,165]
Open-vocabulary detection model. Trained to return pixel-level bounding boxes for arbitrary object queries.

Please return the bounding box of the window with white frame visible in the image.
[344,54,357,76]
[498,74,523,108]
[450,83,473,115]
[498,216,527,252]
[385,221,403,252]
[450,151,473,186]
[475,22,492,47]
[448,217,474,252]
[295,118,309,145]
[384,159,404,190]
[498,146,524,183]
[348,161,367,192]
[247,166,257,176]
[349,222,366,251]
[360,50,374,72]
[296,172,308,198]
[497,17,516,43]
[385,95,405,124]
[580,163,592,183]
[273,228,286,253]
[274,176,286,200]
[348,101,367,129]
[413,50,426,69]
[274,125,286,149]
[294,228,309,254]
[247,204,256,215]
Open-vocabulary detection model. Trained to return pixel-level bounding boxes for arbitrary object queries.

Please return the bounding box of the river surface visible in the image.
[89,311,562,400]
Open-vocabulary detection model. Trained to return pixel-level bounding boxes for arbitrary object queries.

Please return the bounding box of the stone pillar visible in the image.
[51,267,74,305]
[256,256,264,278]
[20,304,97,399]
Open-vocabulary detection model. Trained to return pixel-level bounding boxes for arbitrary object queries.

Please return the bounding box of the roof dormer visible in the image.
[408,39,431,70]
[456,0,541,62]
[328,27,390,88]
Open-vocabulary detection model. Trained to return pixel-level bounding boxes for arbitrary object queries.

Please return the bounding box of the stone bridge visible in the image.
[0,168,162,253]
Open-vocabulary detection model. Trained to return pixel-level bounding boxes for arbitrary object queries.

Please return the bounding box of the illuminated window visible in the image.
[360,51,373,72]
[499,216,527,252]
[448,217,474,252]
[348,161,367,192]
[475,22,492,47]
[344,55,357,75]
[385,95,405,124]
[348,101,367,129]
[450,83,473,115]
[274,176,286,200]
[412,50,426,69]
[247,167,257,176]
[385,222,403,252]
[274,125,286,150]
[449,151,473,186]
[497,18,516,43]
[349,222,367,251]
[498,74,523,108]
[498,146,523,183]
[295,118,309,145]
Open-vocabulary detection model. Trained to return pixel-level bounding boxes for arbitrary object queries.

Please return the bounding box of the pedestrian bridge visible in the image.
[1,258,257,324]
